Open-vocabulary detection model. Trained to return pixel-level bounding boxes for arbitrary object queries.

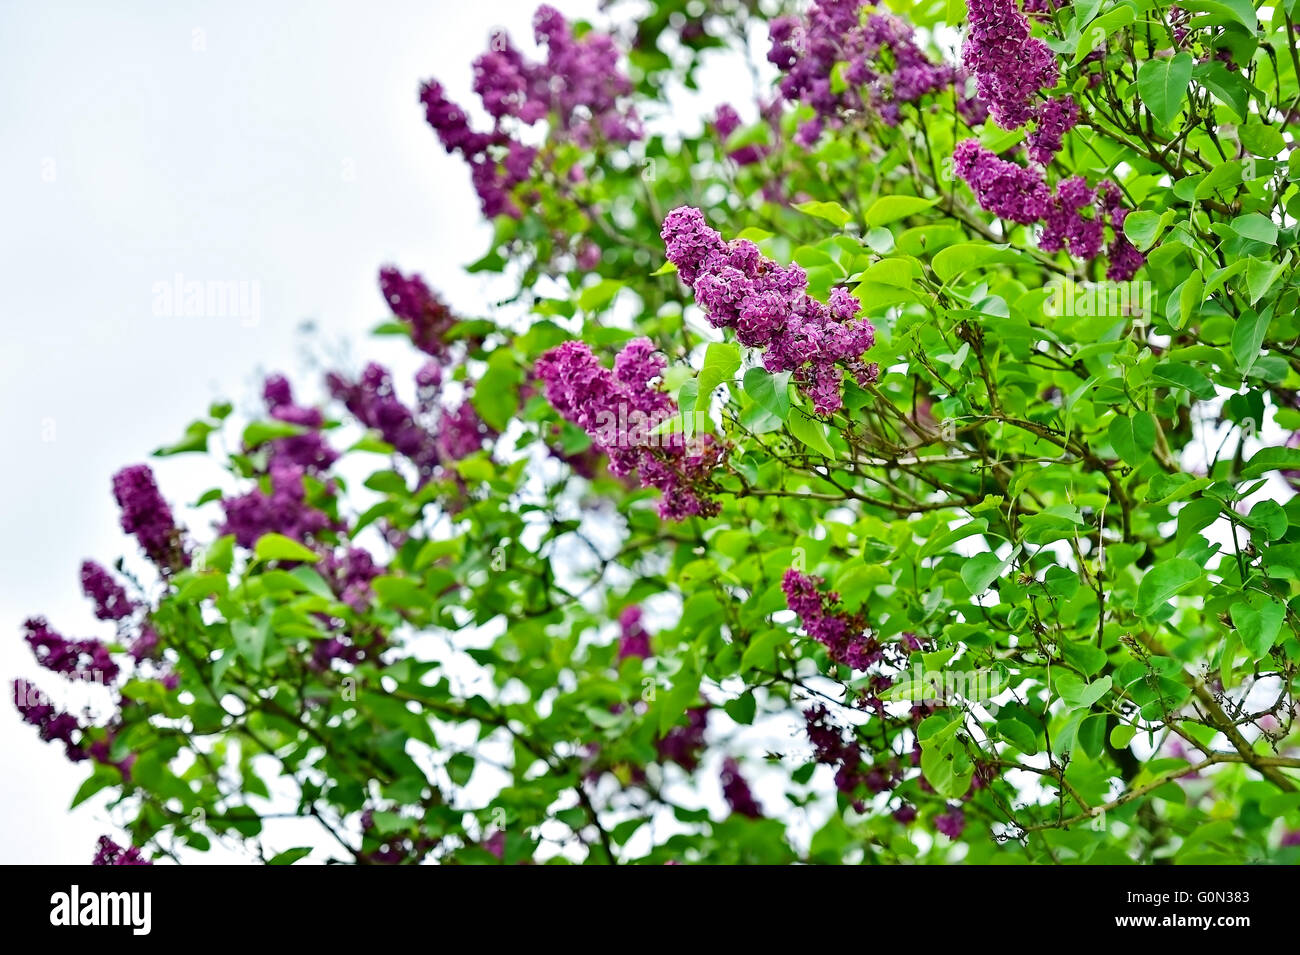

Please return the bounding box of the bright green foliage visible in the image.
[29,0,1300,865]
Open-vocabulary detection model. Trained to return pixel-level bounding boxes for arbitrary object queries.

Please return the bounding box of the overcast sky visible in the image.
[0,0,603,865]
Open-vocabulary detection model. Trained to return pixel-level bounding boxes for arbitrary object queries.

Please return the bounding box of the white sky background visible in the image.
[0,0,609,864]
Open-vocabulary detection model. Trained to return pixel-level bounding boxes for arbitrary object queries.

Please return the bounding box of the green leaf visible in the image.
[997,718,1038,756]
[231,617,270,670]
[1123,210,1166,250]
[742,367,791,420]
[1194,61,1248,119]
[1137,53,1194,127]
[786,410,835,457]
[1179,0,1257,32]
[578,278,623,312]
[1244,257,1285,305]
[1241,445,1300,478]
[1108,412,1157,467]
[794,200,852,228]
[447,752,476,786]
[1230,213,1278,246]
[253,533,320,564]
[155,420,217,457]
[741,629,788,671]
[1152,362,1216,400]
[724,693,758,725]
[242,420,308,449]
[268,847,313,865]
[473,351,523,431]
[1056,674,1112,711]
[1231,309,1271,374]
[960,550,1016,596]
[697,342,742,404]
[1238,124,1285,159]
[1136,558,1202,616]
[932,243,1020,283]
[1110,723,1137,749]
[1232,596,1285,658]
[864,195,937,227]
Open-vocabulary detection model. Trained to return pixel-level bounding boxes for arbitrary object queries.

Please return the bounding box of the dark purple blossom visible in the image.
[80,561,132,621]
[220,460,331,549]
[934,805,966,839]
[535,338,725,520]
[720,757,763,818]
[112,465,188,570]
[617,606,652,660]
[782,570,882,672]
[23,618,118,682]
[661,206,876,415]
[92,836,151,866]
[962,0,1058,129]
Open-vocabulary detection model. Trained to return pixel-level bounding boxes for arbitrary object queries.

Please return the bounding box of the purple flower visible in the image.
[378,267,463,360]
[129,624,161,662]
[962,0,1058,129]
[328,363,441,477]
[934,805,966,839]
[768,1,964,136]
[656,705,710,770]
[14,680,86,762]
[23,618,118,682]
[321,547,383,612]
[220,460,331,549]
[112,465,188,570]
[535,338,725,520]
[262,374,338,473]
[1025,95,1078,166]
[617,606,652,660]
[420,6,640,218]
[92,836,151,866]
[953,139,1051,224]
[435,399,494,463]
[720,757,763,818]
[661,206,876,415]
[80,561,132,621]
[782,570,882,672]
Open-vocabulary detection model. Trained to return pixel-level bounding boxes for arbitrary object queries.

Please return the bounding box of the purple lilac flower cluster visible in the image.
[962,0,1061,130]
[768,0,984,146]
[321,546,382,613]
[80,561,133,622]
[661,206,877,416]
[421,5,641,218]
[535,338,726,520]
[934,805,966,839]
[720,757,764,818]
[23,618,119,681]
[655,705,710,771]
[952,140,1146,280]
[804,704,902,811]
[262,374,339,473]
[782,569,883,672]
[220,461,333,549]
[14,682,86,761]
[378,267,462,361]
[328,363,494,483]
[112,465,188,571]
[712,104,770,166]
[92,836,151,866]
[617,605,653,660]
